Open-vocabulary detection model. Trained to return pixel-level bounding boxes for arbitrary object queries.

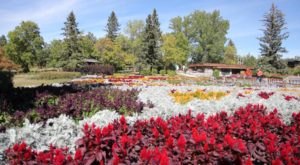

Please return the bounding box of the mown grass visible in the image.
[13,71,81,87]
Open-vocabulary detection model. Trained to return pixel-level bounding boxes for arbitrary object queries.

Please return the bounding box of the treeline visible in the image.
[0,4,290,74]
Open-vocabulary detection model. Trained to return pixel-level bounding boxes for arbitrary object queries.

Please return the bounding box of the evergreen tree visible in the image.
[62,11,82,69]
[105,11,120,41]
[142,9,162,72]
[258,3,288,73]
[0,35,7,47]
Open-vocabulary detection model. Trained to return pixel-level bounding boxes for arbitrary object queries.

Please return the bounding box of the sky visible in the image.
[0,0,299,58]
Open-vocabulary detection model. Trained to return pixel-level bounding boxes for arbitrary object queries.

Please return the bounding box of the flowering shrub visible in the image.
[6,104,300,164]
[171,89,228,104]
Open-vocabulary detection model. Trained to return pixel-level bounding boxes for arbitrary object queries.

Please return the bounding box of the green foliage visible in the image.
[105,11,120,41]
[213,69,220,79]
[79,32,97,59]
[258,3,288,73]
[162,33,189,69]
[124,20,145,40]
[95,37,127,71]
[26,110,40,123]
[170,10,229,63]
[47,40,69,68]
[223,39,237,64]
[142,9,162,72]
[62,11,82,69]
[0,112,11,125]
[5,21,45,72]
[242,54,257,67]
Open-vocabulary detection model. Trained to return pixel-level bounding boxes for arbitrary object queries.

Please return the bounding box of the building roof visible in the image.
[189,63,253,69]
[82,59,99,63]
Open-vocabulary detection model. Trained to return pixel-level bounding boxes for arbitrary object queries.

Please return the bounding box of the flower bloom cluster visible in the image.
[5,104,300,164]
[170,89,228,104]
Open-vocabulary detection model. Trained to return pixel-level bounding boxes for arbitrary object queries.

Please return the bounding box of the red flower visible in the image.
[140,147,151,161]
[74,149,82,161]
[120,135,130,148]
[245,157,253,165]
[164,129,170,138]
[120,116,126,125]
[204,143,209,152]
[177,134,186,152]
[152,127,159,139]
[112,154,120,165]
[160,149,169,165]
[136,130,143,140]
[166,136,174,148]
[224,134,235,148]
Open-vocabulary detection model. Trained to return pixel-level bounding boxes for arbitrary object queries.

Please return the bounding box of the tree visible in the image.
[0,47,19,71]
[79,32,97,59]
[105,11,120,41]
[124,20,145,40]
[48,40,69,68]
[5,21,44,72]
[170,10,229,63]
[242,53,257,68]
[0,35,7,47]
[94,37,127,71]
[162,33,189,71]
[142,9,162,72]
[124,20,145,70]
[258,3,288,73]
[223,39,237,64]
[62,11,82,69]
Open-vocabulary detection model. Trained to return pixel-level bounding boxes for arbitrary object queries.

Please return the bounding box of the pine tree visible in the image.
[258,3,288,73]
[105,11,120,41]
[62,11,81,68]
[142,9,162,72]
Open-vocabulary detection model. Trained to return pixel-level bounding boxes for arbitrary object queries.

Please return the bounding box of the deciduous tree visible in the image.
[5,21,44,72]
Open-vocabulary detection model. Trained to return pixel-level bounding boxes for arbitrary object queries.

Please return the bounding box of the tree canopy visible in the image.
[170,10,229,63]
[5,21,44,72]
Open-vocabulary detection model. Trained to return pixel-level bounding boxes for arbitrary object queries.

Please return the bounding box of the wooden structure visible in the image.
[188,63,253,77]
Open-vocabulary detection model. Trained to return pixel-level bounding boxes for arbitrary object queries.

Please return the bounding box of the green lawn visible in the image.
[13,71,81,87]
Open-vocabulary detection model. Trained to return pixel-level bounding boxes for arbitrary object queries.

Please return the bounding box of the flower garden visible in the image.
[1,75,300,164]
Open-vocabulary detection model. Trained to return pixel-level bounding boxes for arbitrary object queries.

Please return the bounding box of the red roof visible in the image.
[189,63,253,69]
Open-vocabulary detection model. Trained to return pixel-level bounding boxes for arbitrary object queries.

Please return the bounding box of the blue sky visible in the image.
[0,0,299,57]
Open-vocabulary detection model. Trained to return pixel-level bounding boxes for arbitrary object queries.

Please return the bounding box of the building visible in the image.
[188,63,253,77]
[82,59,99,65]
[287,56,300,68]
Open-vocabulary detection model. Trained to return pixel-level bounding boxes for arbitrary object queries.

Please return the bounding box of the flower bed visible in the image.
[5,104,300,164]
[0,87,148,132]
[170,89,228,104]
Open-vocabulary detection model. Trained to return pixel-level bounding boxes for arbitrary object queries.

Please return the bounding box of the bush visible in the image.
[78,64,114,75]
[213,69,220,79]
[0,71,13,93]
[33,71,81,80]
[140,70,152,76]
